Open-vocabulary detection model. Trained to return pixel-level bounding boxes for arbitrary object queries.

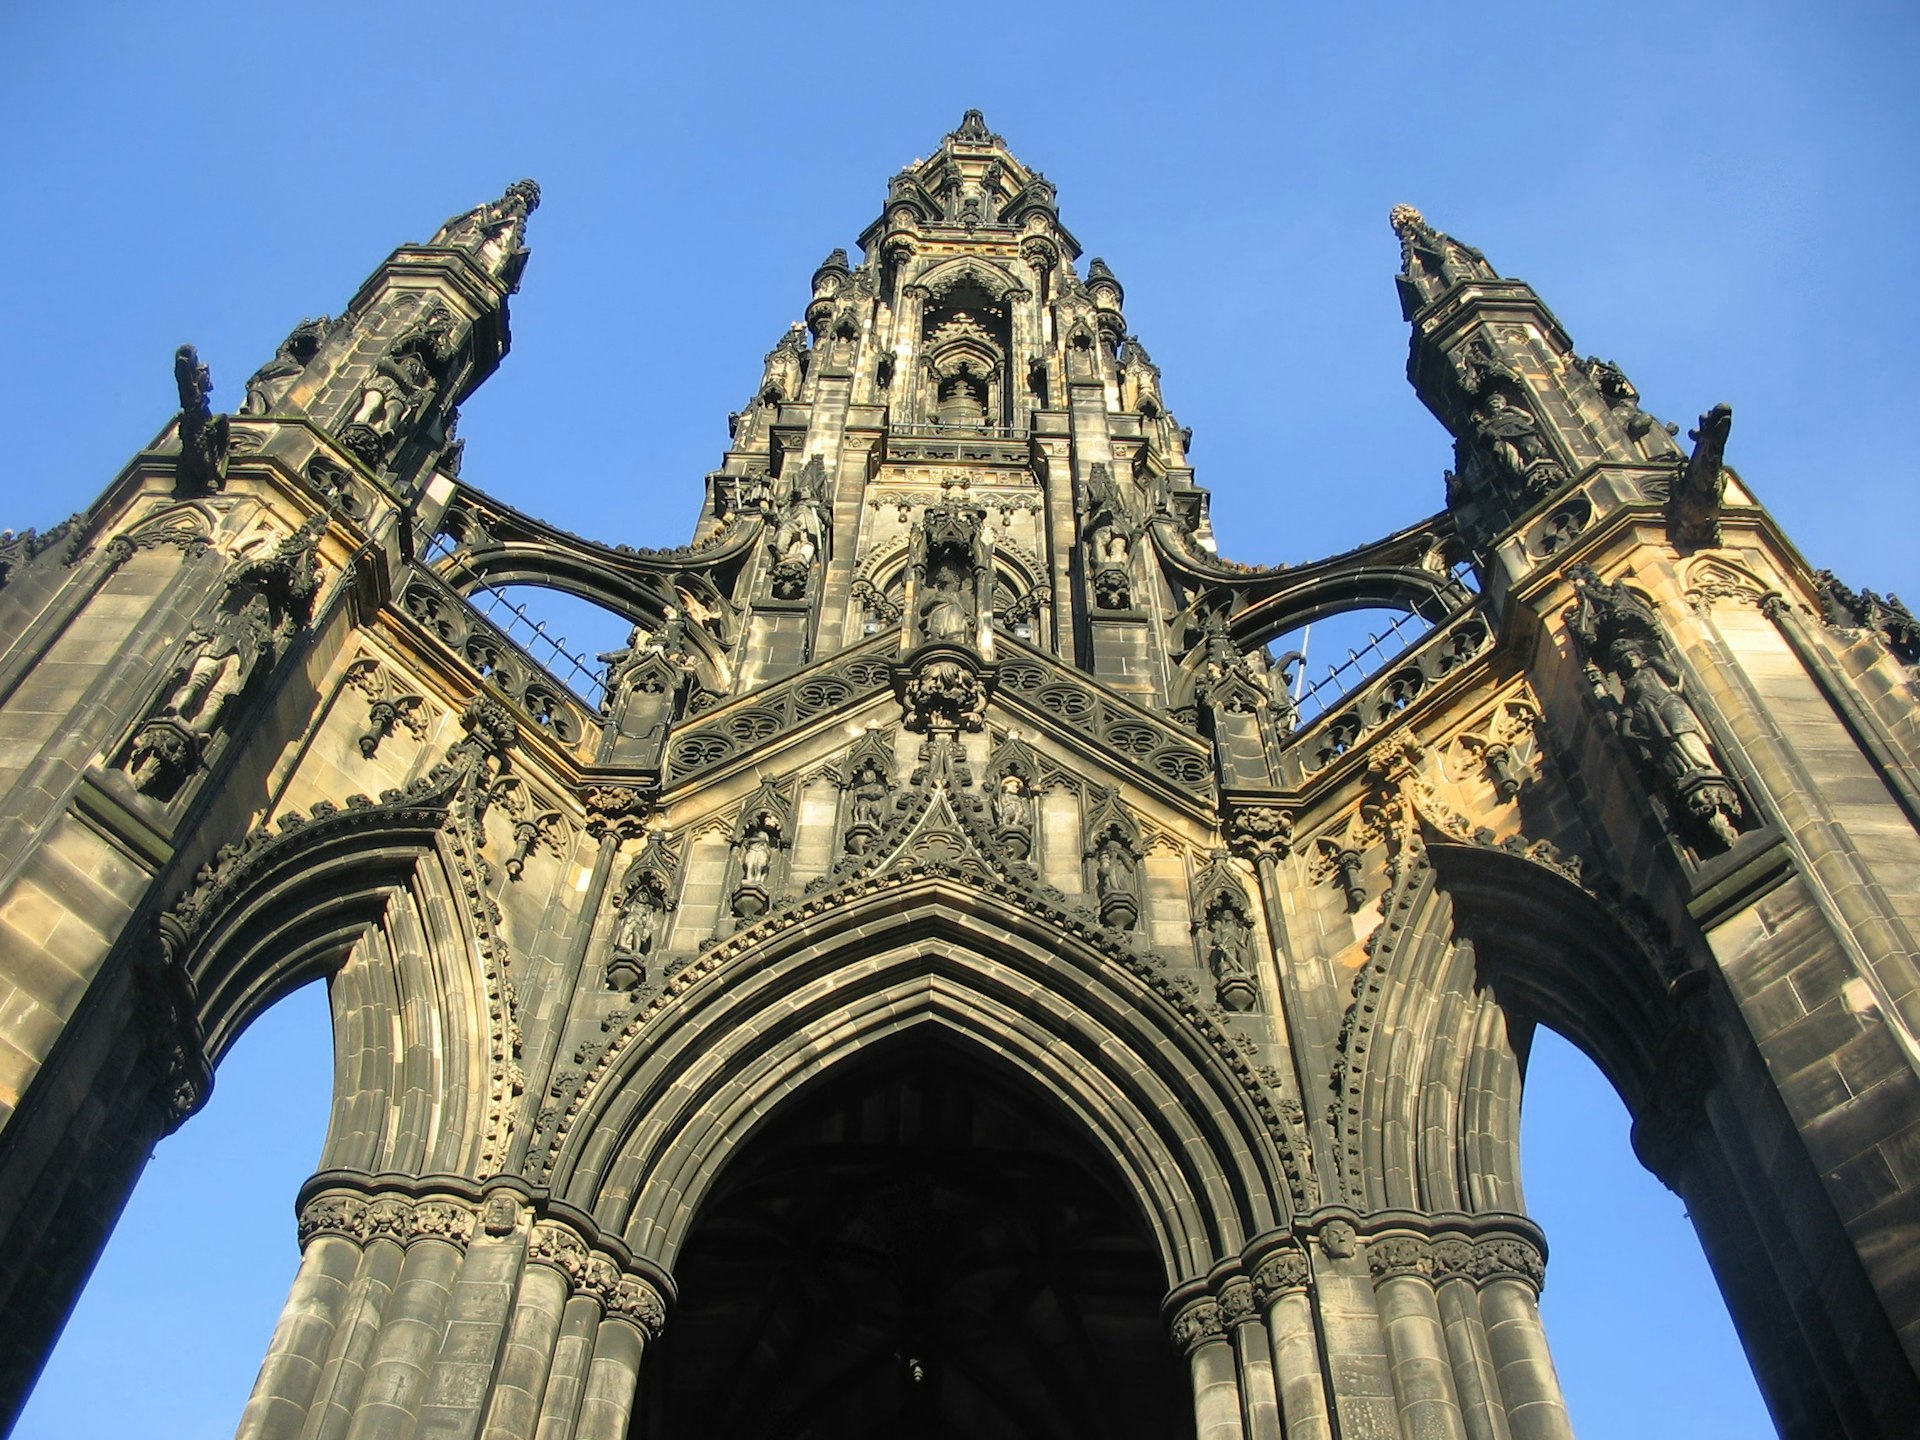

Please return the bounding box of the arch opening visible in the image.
[640,1032,1194,1440]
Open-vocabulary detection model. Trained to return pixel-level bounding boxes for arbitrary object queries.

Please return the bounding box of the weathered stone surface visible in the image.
[0,114,1915,1439]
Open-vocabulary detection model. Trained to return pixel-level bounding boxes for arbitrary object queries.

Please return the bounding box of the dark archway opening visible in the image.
[640,1039,1193,1440]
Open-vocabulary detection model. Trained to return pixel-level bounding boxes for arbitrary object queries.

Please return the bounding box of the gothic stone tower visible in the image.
[1,111,1918,1438]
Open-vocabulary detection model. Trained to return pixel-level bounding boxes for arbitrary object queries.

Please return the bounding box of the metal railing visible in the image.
[889,422,1029,442]
[1286,569,1476,726]
[1290,611,1433,726]
[421,531,610,708]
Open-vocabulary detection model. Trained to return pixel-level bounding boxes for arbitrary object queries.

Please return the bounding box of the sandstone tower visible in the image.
[1,111,1917,1438]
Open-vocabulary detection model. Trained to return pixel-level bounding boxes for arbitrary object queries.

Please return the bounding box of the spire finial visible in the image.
[947,109,1001,146]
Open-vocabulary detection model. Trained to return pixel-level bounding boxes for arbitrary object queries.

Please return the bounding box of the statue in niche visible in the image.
[1616,647,1722,793]
[1092,830,1140,930]
[340,305,457,465]
[1095,839,1130,893]
[769,486,827,599]
[1566,565,1743,850]
[1204,899,1257,1011]
[848,758,889,830]
[1090,522,1130,564]
[130,591,275,793]
[737,812,779,890]
[161,593,274,737]
[1472,391,1557,492]
[610,864,672,958]
[918,561,976,642]
[242,317,333,415]
[992,771,1033,838]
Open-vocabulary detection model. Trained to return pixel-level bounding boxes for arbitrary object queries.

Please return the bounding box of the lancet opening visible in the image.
[640,1034,1192,1440]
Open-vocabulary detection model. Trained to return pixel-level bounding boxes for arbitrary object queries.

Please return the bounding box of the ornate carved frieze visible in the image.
[665,645,894,783]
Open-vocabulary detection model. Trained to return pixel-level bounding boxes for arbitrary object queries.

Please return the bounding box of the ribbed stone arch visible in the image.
[169,799,508,1177]
[905,254,1030,305]
[551,880,1297,1287]
[1425,841,1677,1111]
[1329,844,1689,1219]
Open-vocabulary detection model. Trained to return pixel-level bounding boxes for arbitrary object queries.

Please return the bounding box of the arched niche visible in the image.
[640,1032,1195,1439]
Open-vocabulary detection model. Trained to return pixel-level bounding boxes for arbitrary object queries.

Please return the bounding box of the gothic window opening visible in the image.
[916,276,1013,430]
[642,1039,1191,1440]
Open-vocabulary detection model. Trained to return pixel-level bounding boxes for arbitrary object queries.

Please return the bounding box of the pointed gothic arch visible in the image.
[162,773,516,1177]
[549,878,1300,1284]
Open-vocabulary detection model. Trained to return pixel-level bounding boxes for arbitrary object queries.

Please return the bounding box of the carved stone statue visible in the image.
[918,562,976,642]
[129,590,276,794]
[1204,900,1257,1011]
[1615,645,1719,787]
[339,305,458,466]
[173,344,230,495]
[992,772,1033,835]
[1471,391,1562,495]
[165,593,275,735]
[769,488,826,599]
[736,812,779,894]
[1095,835,1135,896]
[1566,565,1743,850]
[610,864,672,958]
[242,317,333,415]
[849,759,889,830]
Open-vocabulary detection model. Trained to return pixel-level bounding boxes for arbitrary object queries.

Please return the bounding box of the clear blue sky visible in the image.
[6,3,1916,1436]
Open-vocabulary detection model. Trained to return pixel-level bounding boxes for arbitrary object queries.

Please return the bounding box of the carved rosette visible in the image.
[1169,1298,1226,1353]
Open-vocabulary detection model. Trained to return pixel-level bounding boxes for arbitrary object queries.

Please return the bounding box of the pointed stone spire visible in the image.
[1388,203,1496,316]
[427,179,542,287]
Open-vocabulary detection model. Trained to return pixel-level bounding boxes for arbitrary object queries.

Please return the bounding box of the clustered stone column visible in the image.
[1166,1218,1566,1440]
[234,1181,667,1440]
